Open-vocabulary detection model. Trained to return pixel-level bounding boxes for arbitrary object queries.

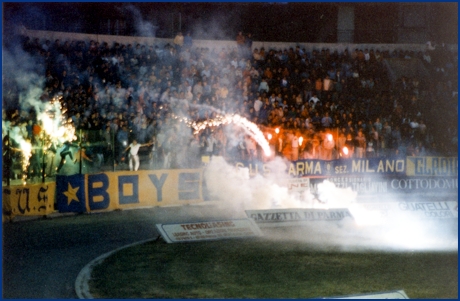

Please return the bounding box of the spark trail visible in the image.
[172,110,271,157]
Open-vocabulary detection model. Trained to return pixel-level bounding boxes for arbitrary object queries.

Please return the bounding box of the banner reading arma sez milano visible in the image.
[235,156,458,177]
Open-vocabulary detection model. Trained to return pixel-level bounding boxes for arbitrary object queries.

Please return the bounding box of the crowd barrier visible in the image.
[2,183,56,219]
[3,169,203,220]
[2,156,457,221]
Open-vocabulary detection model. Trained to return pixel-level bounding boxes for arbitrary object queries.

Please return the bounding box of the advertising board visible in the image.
[156,219,263,243]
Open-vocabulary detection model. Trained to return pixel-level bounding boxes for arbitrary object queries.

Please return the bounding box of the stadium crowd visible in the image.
[2,32,458,180]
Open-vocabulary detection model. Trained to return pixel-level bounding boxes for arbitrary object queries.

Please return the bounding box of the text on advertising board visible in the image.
[156,219,263,243]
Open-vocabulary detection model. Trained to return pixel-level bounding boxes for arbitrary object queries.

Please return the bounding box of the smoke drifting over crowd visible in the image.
[3,4,457,254]
[122,5,158,38]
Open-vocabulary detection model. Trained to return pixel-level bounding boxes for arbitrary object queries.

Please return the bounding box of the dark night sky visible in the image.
[3,2,458,43]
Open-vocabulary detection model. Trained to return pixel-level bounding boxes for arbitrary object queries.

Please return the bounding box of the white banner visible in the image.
[246,208,354,227]
[156,219,263,243]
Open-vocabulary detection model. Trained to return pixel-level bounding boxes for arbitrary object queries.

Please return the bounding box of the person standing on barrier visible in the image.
[73,143,93,173]
[124,139,151,171]
[56,140,75,174]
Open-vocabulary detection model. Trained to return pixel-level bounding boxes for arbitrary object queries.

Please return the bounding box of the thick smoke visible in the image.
[201,157,457,252]
[2,43,47,169]
[3,44,46,113]
[3,43,73,141]
[203,156,291,210]
[203,156,359,211]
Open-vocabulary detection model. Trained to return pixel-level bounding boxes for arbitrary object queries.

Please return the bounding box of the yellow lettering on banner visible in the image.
[386,160,395,172]
[289,161,321,176]
[248,164,258,176]
[296,162,304,176]
[396,159,405,172]
[263,164,270,176]
[314,162,322,174]
[365,160,375,172]
[288,164,296,176]
[305,161,315,174]
[352,160,361,173]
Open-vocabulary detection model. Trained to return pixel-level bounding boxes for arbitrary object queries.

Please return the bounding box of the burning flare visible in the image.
[5,96,76,182]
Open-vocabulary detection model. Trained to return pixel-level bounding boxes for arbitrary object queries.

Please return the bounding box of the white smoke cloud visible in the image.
[204,156,360,211]
[204,156,334,211]
[3,44,47,113]
[122,5,158,38]
[201,156,457,252]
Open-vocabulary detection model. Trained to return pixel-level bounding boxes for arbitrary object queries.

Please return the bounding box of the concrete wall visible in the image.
[21,28,457,55]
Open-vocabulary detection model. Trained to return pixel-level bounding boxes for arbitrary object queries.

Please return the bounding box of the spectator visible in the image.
[124,139,151,171]
[354,130,367,158]
[3,31,456,179]
[321,112,333,129]
[244,33,253,58]
[308,93,320,108]
[236,31,245,57]
[253,96,263,117]
[258,78,269,94]
[183,32,193,50]
[173,32,184,52]
[73,143,94,172]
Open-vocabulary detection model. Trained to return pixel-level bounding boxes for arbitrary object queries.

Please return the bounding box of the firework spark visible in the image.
[5,96,76,182]
[37,96,76,144]
[172,112,271,156]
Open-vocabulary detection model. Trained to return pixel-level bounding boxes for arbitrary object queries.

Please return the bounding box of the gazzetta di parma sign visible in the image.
[246,208,354,227]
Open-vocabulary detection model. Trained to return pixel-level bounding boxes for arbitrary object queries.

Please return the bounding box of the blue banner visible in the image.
[235,157,407,177]
[56,174,86,213]
[290,157,407,176]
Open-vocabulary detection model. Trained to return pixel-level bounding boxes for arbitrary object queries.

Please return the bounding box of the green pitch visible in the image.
[89,233,457,299]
